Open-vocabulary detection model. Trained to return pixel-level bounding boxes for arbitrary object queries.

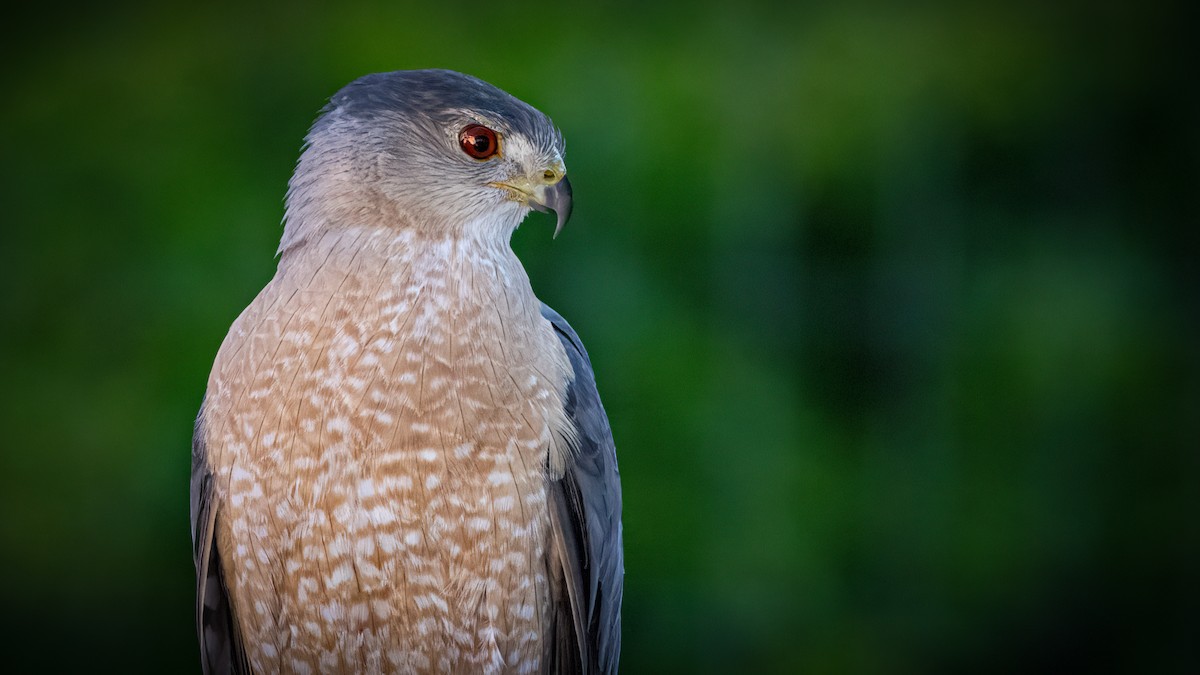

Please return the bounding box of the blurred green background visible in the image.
[1,1,1195,672]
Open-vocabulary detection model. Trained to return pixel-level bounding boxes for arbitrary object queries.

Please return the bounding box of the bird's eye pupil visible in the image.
[460,125,498,159]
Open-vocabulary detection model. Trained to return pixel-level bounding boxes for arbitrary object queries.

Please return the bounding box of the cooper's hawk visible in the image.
[191,69,623,674]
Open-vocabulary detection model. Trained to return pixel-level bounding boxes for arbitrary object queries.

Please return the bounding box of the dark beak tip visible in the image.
[547,175,573,238]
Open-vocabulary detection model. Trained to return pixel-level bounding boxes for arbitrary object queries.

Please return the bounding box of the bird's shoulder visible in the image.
[540,303,624,675]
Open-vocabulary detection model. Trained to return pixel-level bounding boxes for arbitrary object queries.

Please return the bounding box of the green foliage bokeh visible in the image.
[1,2,1195,672]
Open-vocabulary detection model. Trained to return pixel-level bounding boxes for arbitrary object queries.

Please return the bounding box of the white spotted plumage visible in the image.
[203,225,574,673]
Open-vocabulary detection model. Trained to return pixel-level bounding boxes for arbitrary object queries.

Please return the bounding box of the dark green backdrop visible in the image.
[1,2,1195,672]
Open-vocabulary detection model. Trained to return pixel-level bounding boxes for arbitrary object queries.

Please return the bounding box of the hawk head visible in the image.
[281,69,572,252]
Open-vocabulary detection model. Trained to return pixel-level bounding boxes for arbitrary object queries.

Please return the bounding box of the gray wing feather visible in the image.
[542,305,624,675]
[192,406,250,675]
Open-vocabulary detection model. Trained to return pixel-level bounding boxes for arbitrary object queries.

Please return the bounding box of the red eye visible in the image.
[459,124,499,159]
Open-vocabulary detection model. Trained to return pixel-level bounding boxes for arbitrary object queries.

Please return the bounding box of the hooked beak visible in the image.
[528,175,573,238]
[492,168,574,237]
